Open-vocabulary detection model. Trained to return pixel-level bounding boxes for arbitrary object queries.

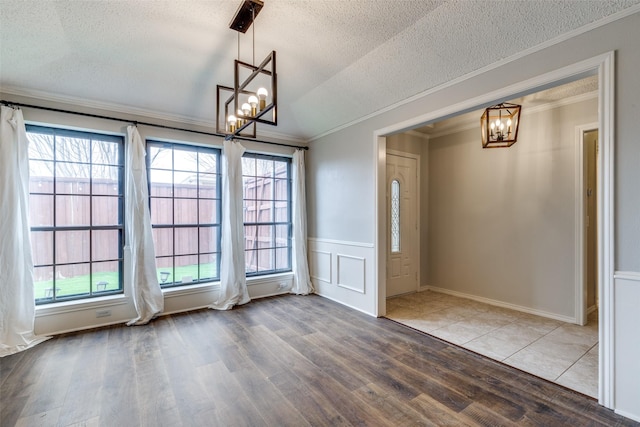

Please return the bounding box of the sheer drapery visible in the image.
[210,139,250,310]
[125,126,164,325]
[290,149,314,295]
[0,106,50,356]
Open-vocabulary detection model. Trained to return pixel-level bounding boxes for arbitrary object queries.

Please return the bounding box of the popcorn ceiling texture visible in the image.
[0,0,638,140]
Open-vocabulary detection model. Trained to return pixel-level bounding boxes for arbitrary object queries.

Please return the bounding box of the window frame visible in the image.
[26,125,125,305]
[146,140,222,288]
[242,152,292,277]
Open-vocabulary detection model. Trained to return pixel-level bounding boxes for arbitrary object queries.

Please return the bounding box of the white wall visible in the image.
[307,11,640,421]
[426,98,596,320]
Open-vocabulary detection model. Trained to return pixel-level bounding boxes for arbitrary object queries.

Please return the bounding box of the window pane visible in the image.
[92,140,120,165]
[55,263,90,298]
[391,179,400,253]
[256,178,274,200]
[93,261,120,292]
[275,225,289,248]
[175,227,198,255]
[173,149,198,172]
[153,228,173,257]
[149,145,172,169]
[244,198,257,223]
[150,198,173,224]
[92,230,120,261]
[199,152,217,174]
[28,133,54,160]
[274,178,288,200]
[242,157,255,175]
[56,230,90,264]
[256,249,274,272]
[258,225,274,249]
[57,136,90,163]
[256,158,274,177]
[56,163,90,195]
[156,258,173,285]
[245,250,258,274]
[174,255,198,283]
[92,165,121,195]
[30,194,53,226]
[275,200,288,222]
[31,231,53,266]
[149,170,173,197]
[55,195,90,226]
[275,247,289,270]
[174,198,198,224]
[198,173,217,198]
[199,254,218,281]
[199,226,219,253]
[34,266,53,300]
[199,199,218,224]
[29,160,54,192]
[256,200,274,223]
[174,172,197,197]
[92,196,121,226]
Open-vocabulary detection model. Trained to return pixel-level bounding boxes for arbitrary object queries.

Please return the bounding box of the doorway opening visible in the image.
[374,52,615,407]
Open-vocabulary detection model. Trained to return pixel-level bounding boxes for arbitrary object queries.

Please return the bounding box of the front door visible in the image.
[386,153,419,297]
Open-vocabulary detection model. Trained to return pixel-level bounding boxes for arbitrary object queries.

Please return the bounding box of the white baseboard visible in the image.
[425,286,576,324]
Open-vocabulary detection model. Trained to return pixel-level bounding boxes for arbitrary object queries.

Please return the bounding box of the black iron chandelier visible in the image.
[216,0,277,138]
[480,102,521,148]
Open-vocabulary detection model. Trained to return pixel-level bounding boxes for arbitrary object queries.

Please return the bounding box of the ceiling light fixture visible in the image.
[480,102,521,148]
[216,0,277,138]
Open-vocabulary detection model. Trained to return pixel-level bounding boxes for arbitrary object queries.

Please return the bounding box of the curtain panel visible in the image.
[0,106,50,357]
[210,139,250,310]
[125,126,164,325]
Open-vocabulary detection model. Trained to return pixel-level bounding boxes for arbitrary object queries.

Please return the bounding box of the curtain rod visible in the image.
[0,100,308,150]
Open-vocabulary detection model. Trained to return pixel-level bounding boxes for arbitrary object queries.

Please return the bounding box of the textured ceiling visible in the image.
[1,1,639,141]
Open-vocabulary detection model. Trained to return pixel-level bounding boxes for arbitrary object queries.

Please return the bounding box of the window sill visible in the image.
[35,294,128,317]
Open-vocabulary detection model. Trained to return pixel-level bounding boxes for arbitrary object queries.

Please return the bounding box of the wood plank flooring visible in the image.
[1,295,637,426]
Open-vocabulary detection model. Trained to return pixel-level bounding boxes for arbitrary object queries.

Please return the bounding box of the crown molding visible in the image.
[0,85,306,145]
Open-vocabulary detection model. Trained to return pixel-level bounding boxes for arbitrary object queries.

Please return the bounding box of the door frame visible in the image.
[575,123,599,326]
[373,51,615,407]
[386,150,421,297]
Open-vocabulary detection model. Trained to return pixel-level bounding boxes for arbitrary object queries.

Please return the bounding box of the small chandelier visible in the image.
[480,102,521,148]
[216,0,277,138]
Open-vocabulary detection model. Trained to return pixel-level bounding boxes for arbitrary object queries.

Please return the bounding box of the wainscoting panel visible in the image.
[613,271,640,422]
[310,249,332,284]
[309,238,376,316]
[337,254,366,294]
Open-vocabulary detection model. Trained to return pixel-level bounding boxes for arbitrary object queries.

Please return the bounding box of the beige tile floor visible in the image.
[386,290,599,398]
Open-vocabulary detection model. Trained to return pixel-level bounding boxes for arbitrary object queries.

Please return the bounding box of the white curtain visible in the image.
[210,139,250,310]
[290,149,314,295]
[0,106,50,357]
[125,126,164,326]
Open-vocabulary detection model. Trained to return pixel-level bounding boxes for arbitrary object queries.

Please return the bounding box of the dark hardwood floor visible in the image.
[1,295,637,426]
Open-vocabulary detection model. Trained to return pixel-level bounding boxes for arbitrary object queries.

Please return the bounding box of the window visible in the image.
[27,125,124,304]
[147,141,221,287]
[391,179,400,253]
[242,153,292,276]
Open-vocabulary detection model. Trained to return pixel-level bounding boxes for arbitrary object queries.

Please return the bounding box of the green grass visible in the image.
[35,264,219,300]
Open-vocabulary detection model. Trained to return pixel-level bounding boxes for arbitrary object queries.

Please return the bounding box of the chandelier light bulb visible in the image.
[257,87,268,110]
[237,109,244,127]
[228,114,237,133]
[242,102,251,116]
[248,95,259,116]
